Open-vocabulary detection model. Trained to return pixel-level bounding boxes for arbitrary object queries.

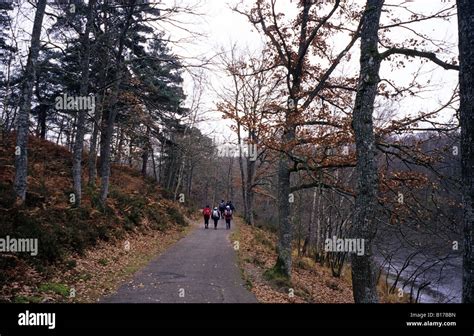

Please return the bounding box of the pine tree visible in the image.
[14,0,47,203]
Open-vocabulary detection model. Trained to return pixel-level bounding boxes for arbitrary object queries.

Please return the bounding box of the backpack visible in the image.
[212,210,219,218]
[224,209,232,219]
[203,208,211,217]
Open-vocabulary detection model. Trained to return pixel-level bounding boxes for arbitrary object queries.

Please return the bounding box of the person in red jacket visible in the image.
[202,205,211,229]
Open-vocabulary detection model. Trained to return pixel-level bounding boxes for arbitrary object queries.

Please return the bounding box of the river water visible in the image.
[373,226,463,303]
[374,253,462,303]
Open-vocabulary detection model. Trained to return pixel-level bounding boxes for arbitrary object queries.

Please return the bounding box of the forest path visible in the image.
[101,217,257,303]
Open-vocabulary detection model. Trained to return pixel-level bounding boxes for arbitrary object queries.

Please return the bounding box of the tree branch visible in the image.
[380,48,459,71]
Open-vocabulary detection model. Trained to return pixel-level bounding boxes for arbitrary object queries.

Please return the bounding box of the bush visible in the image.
[0,183,16,208]
[166,205,187,227]
[0,207,103,264]
[111,189,147,229]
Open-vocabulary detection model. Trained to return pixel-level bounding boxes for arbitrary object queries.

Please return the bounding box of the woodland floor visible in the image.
[232,219,354,303]
[233,218,407,303]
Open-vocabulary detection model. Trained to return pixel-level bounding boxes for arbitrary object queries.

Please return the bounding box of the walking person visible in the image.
[223,205,233,230]
[211,207,220,230]
[226,200,235,212]
[202,205,211,229]
[218,200,226,219]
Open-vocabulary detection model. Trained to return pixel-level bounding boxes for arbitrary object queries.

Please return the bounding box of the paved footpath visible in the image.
[101,218,257,303]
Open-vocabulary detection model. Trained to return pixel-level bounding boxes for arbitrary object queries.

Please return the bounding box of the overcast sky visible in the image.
[161,0,459,144]
[4,0,460,145]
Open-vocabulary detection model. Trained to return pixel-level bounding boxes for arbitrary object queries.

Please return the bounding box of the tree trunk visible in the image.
[350,0,384,303]
[141,132,149,177]
[316,187,322,260]
[303,187,318,257]
[166,154,177,191]
[245,130,257,225]
[87,105,100,186]
[88,24,109,187]
[274,127,294,277]
[246,156,255,225]
[297,195,302,257]
[141,148,148,176]
[128,135,134,167]
[159,138,165,183]
[174,147,186,200]
[37,104,47,139]
[226,156,234,201]
[2,53,13,135]
[151,146,158,181]
[187,162,194,197]
[99,107,115,202]
[68,115,76,151]
[116,126,124,164]
[457,0,474,303]
[99,3,135,203]
[72,0,95,206]
[13,0,47,202]
[212,157,219,207]
[9,106,18,134]
[56,116,64,145]
[237,125,248,223]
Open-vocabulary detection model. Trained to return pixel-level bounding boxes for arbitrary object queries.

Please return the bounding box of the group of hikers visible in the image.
[202,200,235,230]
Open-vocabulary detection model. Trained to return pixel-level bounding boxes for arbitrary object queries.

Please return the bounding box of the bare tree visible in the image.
[217,45,278,226]
[236,0,362,278]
